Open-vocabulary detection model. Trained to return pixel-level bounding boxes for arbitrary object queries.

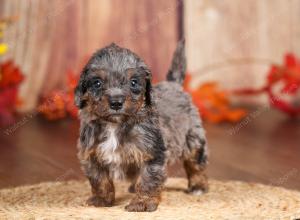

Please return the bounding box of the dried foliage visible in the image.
[38,71,79,120]
[184,74,247,123]
[234,53,300,117]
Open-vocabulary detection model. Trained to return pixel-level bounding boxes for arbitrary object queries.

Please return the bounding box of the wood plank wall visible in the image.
[0,0,179,111]
[185,0,300,104]
[3,0,298,109]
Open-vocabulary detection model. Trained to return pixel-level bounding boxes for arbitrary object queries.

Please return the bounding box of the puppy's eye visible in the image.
[130,79,138,88]
[91,79,102,89]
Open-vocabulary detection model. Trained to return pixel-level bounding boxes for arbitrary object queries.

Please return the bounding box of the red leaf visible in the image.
[0,61,24,88]
[285,53,297,67]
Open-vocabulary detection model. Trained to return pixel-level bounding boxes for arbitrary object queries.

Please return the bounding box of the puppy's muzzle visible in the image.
[109,95,125,111]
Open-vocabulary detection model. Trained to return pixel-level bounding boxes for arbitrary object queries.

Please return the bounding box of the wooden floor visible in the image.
[0,109,299,190]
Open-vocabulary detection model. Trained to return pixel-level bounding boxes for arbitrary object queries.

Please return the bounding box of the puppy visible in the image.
[75,40,208,212]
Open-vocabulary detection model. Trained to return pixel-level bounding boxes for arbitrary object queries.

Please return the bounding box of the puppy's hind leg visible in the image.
[183,126,208,195]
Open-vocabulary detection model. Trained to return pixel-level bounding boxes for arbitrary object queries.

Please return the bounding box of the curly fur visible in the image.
[75,40,208,212]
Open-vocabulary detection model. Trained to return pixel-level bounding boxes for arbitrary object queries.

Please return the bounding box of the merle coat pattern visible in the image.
[75,40,208,212]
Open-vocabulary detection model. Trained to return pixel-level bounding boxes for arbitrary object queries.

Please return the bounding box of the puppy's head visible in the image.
[75,43,152,123]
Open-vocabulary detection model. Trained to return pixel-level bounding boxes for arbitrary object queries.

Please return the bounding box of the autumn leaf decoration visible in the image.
[234,53,300,117]
[184,74,247,123]
[38,70,79,120]
[0,61,25,126]
[0,16,25,126]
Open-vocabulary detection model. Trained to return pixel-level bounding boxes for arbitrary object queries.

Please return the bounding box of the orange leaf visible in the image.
[186,79,247,123]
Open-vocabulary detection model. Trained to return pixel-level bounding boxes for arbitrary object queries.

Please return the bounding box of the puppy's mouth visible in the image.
[108,109,126,116]
[105,112,127,123]
[109,112,123,117]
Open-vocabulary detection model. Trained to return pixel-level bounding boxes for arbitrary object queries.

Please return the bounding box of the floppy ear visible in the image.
[145,76,152,106]
[74,75,87,109]
[143,67,152,106]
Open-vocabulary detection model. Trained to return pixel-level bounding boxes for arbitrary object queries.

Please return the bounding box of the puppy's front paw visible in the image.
[187,185,208,196]
[188,188,205,196]
[125,198,158,212]
[86,196,114,207]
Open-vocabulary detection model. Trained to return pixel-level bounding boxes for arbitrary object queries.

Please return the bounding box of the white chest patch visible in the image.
[100,124,120,164]
[101,125,118,152]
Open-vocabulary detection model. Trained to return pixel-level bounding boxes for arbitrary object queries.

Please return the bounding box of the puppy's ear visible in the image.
[143,67,152,106]
[74,74,87,109]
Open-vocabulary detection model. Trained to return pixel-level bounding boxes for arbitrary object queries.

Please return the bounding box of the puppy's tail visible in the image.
[166,39,186,85]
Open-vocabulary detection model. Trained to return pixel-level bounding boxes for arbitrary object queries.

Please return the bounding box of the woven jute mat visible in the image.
[0,178,300,220]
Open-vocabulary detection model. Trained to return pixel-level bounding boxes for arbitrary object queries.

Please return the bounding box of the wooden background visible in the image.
[0,0,179,111]
[1,0,300,110]
[185,0,300,104]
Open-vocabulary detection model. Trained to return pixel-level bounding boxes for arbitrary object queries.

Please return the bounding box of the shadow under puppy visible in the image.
[75,40,208,212]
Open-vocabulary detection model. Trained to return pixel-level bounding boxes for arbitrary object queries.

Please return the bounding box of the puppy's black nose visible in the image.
[109,96,125,110]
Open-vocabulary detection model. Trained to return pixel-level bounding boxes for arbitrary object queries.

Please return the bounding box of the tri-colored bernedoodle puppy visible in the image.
[74,40,208,212]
